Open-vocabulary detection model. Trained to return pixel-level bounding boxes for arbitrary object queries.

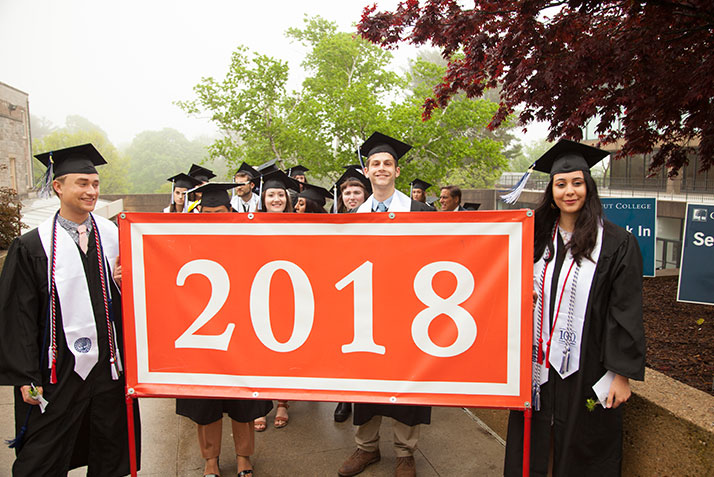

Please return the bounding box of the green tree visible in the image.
[176,46,302,171]
[285,15,404,177]
[391,55,509,189]
[125,128,211,193]
[32,116,129,194]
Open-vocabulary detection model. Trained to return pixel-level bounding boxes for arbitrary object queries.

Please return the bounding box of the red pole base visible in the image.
[523,407,532,477]
[126,394,138,477]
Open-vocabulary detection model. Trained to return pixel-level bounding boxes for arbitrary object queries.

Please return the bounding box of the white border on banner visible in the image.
[129,221,524,397]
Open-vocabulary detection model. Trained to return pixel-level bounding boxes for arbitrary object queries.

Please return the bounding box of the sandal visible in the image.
[237,455,253,476]
[237,471,253,476]
[274,402,289,429]
[253,417,266,432]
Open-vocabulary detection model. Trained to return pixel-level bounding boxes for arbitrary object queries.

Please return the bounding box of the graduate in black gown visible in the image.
[0,144,141,476]
[174,183,272,477]
[503,140,646,476]
[340,133,433,477]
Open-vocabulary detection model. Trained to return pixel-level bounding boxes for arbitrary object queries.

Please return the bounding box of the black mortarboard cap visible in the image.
[235,162,259,179]
[167,173,202,190]
[288,165,309,177]
[188,164,216,182]
[501,139,609,204]
[533,139,609,176]
[463,202,481,211]
[298,182,332,207]
[190,182,238,208]
[35,143,106,178]
[256,158,280,175]
[335,167,371,192]
[409,178,432,191]
[258,169,300,192]
[359,132,412,161]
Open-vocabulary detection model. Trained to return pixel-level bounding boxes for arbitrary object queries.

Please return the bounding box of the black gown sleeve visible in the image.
[601,230,646,381]
[0,236,44,386]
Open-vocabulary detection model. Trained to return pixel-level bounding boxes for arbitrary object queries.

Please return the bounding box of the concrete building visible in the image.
[0,82,33,196]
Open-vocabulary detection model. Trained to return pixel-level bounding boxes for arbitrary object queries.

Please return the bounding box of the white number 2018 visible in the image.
[174,259,477,357]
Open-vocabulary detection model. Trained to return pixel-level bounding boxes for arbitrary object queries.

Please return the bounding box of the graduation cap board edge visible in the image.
[34,143,107,198]
[188,164,216,182]
[359,132,412,163]
[500,139,609,204]
[298,183,332,207]
[188,182,239,209]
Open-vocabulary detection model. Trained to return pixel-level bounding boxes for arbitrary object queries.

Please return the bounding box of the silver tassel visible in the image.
[532,384,541,411]
[560,347,570,375]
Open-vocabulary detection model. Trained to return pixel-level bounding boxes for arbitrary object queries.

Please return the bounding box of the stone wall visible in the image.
[100,193,169,213]
[0,82,32,195]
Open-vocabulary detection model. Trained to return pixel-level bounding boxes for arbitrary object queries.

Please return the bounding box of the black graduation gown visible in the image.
[504,220,646,477]
[0,226,141,476]
[176,398,272,426]
[352,197,434,427]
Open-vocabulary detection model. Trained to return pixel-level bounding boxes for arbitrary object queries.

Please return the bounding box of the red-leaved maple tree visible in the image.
[357,0,714,176]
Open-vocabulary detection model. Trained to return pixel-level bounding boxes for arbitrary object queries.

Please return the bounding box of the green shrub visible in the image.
[0,186,26,250]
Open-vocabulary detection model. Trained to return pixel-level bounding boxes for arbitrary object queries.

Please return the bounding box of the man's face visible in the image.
[439,189,459,211]
[200,204,230,213]
[293,174,306,183]
[54,173,100,216]
[412,188,426,202]
[364,152,400,188]
[233,174,254,198]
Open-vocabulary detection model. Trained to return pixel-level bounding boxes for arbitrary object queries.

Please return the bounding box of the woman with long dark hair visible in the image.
[504,140,646,476]
[163,173,201,213]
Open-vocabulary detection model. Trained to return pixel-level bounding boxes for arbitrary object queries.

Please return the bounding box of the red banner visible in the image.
[119,210,533,409]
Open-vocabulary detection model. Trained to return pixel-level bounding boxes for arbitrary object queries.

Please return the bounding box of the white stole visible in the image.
[532,222,603,387]
[355,189,412,213]
[230,193,259,212]
[38,214,119,380]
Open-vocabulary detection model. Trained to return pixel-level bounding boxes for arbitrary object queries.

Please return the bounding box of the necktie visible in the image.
[376,202,387,212]
[77,224,88,253]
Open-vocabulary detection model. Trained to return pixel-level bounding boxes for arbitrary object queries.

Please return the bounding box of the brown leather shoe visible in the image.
[338,448,381,476]
[395,456,416,477]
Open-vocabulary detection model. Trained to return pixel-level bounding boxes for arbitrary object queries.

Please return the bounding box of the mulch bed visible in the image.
[643,276,714,396]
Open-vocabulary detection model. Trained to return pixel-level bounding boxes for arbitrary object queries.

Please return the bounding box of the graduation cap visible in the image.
[167,173,202,190]
[34,144,107,198]
[234,162,259,179]
[298,183,332,207]
[500,139,609,204]
[463,202,481,211]
[189,182,238,209]
[255,158,279,175]
[188,164,216,182]
[359,132,412,162]
[336,167,371,190]
[409,178,432,191]
[166,173,203,206]
[287,165,309,178]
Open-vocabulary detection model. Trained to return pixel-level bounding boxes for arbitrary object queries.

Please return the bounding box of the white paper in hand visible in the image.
[592,370,616,408]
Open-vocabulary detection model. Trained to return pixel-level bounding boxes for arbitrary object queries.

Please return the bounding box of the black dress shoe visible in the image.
[334,402,352,422]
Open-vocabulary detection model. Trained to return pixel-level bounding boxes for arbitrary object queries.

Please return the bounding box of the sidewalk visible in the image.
[1,387,505,476]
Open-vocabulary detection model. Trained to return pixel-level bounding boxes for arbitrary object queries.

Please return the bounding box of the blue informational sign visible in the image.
[601,198,656,277]
[678,203,714,305]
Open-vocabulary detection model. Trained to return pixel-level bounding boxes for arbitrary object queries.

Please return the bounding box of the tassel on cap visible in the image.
[500,165,534,205]
[332,185,338,213]
[37,152,54,199]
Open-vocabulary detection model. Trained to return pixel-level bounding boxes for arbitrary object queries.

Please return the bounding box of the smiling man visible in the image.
[343,133,433,477]
[0,144,140,476]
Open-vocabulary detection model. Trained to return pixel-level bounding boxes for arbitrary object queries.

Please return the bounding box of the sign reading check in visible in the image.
[119,211,533,409]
